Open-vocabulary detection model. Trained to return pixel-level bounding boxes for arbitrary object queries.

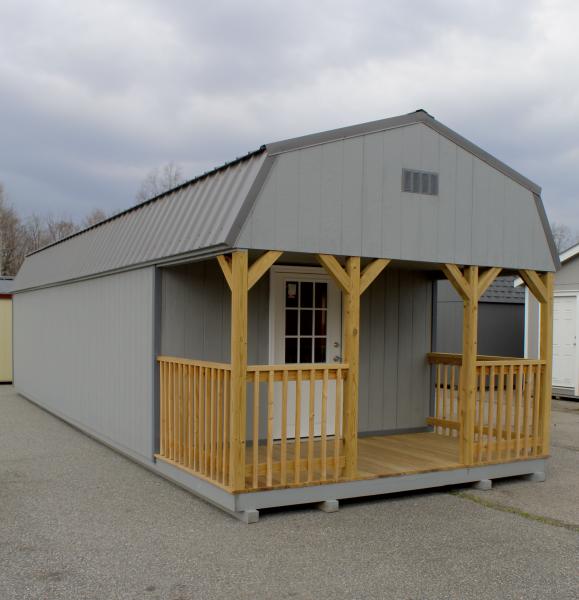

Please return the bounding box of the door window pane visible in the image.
[314,310,326,336]
[315,283,327,308]
[286,282,298,307]
[314,337,327,363]
[300,338,312,363]
[285,338,298,363]
[300,310,313,335]
[285,309,298,335]
[300,282,313,307]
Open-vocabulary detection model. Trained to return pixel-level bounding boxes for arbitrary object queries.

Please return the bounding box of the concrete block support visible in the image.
[472,479,492,491]
[523,472,546,483]
[317,500,339,513]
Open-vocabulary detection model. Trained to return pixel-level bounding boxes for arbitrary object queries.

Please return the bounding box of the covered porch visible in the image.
[154,250,553,506]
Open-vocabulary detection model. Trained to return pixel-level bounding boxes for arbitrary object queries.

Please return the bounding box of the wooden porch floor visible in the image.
[244,432,461,490]
[357,432,461,478]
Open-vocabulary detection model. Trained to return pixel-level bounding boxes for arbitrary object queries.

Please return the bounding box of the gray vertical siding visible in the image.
[237,123,554,271]
[160,260,269,365]
[359,269,433,432]
[161,261,433,434]
[13,268,155,461]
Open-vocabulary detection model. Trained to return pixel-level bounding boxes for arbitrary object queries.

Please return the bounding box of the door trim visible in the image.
[268,265,342,365]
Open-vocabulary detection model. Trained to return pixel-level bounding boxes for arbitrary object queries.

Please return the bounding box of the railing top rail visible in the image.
[427,352,546,368]
[247,362,349,372]
[475,359,546,367]
[426,352,462,365]
[157,355,232,370]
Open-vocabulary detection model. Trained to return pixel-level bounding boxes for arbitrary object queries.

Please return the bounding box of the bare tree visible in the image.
[0,184,26,276]
[550,222,579,253]
[135,162,183,204]
[81,208,108,229]
[44,214,79,244]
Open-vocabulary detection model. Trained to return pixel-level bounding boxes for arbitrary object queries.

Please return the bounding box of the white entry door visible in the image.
[270,267,342,439]
[552,295,578,390]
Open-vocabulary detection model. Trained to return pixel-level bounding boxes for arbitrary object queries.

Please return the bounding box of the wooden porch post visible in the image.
[519,269,554,455]
[316,254,390,479]
[442,264,485,465]
[539,272,554,454]
[460,266,479,465]
[229,250,248,490]
[343,257,361,478]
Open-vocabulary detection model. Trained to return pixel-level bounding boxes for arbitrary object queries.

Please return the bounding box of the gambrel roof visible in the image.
[14,110,558,292]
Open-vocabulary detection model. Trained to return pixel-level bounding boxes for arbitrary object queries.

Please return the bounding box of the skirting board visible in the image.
[155,455,547,517]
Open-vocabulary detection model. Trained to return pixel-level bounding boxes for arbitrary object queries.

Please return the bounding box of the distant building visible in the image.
[0,277,13,383]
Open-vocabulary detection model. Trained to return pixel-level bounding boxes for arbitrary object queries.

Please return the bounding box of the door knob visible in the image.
[333,355,341,362]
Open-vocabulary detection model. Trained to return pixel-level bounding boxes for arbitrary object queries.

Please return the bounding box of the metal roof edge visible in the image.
[25,148,266,259]
[265,111,427,155]
[558,241,579,264]
[532,192,560,271]
[12,244,230,294]
[225,154,276,246]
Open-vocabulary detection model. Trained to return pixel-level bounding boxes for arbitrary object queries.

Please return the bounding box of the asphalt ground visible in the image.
[1,386,577,600]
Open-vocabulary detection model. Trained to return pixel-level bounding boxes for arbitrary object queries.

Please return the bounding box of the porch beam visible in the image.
[518,269,548,304]
[343,256,361,478]
[539,272,554,454]
[316,254,351,294]
[477,267,502,299]
[442,264,471,301]
[229,250,248,490]
[247,250,283,290]
[360,259,391,295]
[216,254,232,290]
[460,266,479,466]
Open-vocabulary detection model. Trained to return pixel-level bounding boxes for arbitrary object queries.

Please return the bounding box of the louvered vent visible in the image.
[402,169,439,195]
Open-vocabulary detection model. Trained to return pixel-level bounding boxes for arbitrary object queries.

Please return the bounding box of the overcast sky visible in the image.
[0,0,578,229]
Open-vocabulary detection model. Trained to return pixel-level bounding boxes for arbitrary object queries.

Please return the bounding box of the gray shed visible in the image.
[436,276,525,357]
[13,110,557,522]
[521,243,579,398]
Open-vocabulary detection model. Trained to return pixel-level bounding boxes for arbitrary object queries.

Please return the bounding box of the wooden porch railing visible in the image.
[157,356,231,486]
[157,356,348,491]
[427,353,547,464]
[245,363,348,490]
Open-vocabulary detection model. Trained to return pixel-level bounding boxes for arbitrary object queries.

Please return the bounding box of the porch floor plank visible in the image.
[244,432,461,490]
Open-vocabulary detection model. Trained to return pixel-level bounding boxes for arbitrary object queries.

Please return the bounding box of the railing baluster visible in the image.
[223,370,229,484]
[294,370,302,485]
[443,365,449,435]
[515,365,523,458]
[252,370,259,489]
[436,364,442,434]
[321,368,328,481]
[533,366,541,456]
[281,370,288,485]
[496,365,505,460]
[308,368,315,483]
[266,371,274,487]
[476,366,484,463]
[487,365,496,462]
[160,362,166,456]
[506,365,514,459]
[523,365,532,457]
[334,368,342,480]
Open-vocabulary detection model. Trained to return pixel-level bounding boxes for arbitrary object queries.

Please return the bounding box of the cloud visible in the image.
[0,0,578,229]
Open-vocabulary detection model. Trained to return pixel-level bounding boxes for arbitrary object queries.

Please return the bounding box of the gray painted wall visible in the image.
[237,123,554,271]
[160,261,433,434]
[13,268,155,461]
[436,281,524,357]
